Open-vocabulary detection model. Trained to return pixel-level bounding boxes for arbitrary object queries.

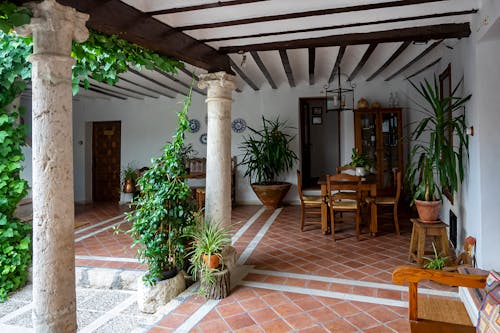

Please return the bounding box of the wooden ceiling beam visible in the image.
[308,48,315,86]
[385,39,443,81]
[366,41,411,81]
[147,0,268,15]
[229,58,259,91]
[128,68,186,96]
[201,10,477,43]
[219,23,470,53]
[405,57,442,80]
[118,76,174,98]
[328,46,346,83]
[55,0,232,73]
[250,51,277,89]
[279,50,295,88]
[348,43,378,81]
[178,0,449,31]
[83,85,127,100]
[112,82,159,99]
[88,82,143,99]
[153,68,206,96]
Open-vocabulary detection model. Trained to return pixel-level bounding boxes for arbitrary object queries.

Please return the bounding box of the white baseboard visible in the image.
[459,286,479,327]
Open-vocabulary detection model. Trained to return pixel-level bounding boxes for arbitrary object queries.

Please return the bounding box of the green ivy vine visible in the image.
[0,1,184,301]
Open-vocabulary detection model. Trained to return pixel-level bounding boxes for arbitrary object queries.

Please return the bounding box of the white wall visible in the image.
[69,78,404,205]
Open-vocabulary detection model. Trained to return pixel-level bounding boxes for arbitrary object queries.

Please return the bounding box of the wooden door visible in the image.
[92,121,121,202]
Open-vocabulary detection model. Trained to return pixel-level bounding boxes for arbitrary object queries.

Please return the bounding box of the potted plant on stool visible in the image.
[349,148,371,176]
[188,218,231,299]
[239,116,298,209]
[405,76,471,222]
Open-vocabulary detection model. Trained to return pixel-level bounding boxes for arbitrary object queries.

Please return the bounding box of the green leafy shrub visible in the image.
[125,90,197,286]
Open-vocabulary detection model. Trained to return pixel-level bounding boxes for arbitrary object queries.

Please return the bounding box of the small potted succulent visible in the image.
[349,148,371,176]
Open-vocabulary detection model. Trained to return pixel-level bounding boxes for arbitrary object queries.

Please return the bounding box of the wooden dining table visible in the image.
[318,175,379,236]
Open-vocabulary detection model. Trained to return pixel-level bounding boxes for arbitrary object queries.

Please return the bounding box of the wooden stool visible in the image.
[409,218,450,265]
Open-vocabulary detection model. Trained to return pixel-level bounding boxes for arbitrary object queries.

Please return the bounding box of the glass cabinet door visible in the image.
[359,112,377,167]
[380,111,400,189]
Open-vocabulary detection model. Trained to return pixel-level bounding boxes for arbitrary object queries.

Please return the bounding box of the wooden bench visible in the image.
[187,157,237,208]
[393,265,487,333]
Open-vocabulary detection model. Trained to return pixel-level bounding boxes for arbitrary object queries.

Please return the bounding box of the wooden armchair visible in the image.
[392,265,487,333]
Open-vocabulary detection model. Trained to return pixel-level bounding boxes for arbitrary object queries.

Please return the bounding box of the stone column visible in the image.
[16,1,89,332]
[198,72,236,227]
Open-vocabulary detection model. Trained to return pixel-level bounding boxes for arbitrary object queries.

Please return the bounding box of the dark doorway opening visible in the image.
[92,121,121,202]
[299,97,341,189]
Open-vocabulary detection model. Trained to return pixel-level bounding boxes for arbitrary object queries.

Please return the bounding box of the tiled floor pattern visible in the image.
[2,203,461,332]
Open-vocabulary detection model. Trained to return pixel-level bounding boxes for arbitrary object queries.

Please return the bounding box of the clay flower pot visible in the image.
[415,199,442,222]
[202,254,220,269]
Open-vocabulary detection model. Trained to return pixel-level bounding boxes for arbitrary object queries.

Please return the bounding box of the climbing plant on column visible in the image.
[0,1,184,301]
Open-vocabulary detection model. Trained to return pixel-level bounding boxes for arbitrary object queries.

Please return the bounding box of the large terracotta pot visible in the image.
[415,199,442,222]
[251,182,291,209]
[123,179,136,193]
[202,254,220,269]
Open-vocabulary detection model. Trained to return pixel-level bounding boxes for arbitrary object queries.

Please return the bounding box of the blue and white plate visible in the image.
[232,118,247,133]
[200,133,207,145]
[189,119,200,133]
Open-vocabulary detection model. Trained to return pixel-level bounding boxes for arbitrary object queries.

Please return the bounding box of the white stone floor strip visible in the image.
[75,219,126,243]
[75,255,140,263]
[239,281,408,308]
[250,269,459,298]
[231,207,266,245]
[0,302,32,323]
[0,323,33,332]
[78,293,136,333]
[237,208,283,265]
[174,299,219,333]
[75,214,124,235]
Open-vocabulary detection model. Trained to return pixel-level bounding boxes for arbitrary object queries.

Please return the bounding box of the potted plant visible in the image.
[239,116,298,208]
[187,218,231,298]
[423,242,448,270]
[405,76,471,221]
[349,148,371,176]
[125,91,196,286]
[122,164,137,193]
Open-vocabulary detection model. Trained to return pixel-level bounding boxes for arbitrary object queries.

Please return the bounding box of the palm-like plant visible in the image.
[239,116,298,184]
[406,76,471,202]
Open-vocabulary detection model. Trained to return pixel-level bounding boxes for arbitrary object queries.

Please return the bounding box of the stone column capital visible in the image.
[198,72,237,99]
[15,0,89,54]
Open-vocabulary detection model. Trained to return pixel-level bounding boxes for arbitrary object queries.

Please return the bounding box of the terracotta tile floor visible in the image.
[72,203,457,332]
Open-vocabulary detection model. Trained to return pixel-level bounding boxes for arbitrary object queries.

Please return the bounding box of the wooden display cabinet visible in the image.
[354,108,403,195]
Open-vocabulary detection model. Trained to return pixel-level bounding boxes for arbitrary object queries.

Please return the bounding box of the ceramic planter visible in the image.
[202,253,220,269]
[251,182,291,209]
[415,199,442,222]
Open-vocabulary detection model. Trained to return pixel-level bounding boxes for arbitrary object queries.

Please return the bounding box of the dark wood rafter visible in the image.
[279,50,295,88]
[147,0,268,15]
[308,48,315,86]
[128,68,187,96]
[348,43,377,81]
[385,39,443,81]
[83,85,127,100]
[219,23,470,53]
[113,83,159,99]
[200,10,477,43]
[179,67,201,81]
[118,76,174,98]
[55,0,232,73]
[405,57,442,80]
[153,68,206,95]
[229,58,259,91]
[88,82,143,99]
[178,0,450,31]
[328,46,346,83]
[250,51,277,89]
[366,41,411,81]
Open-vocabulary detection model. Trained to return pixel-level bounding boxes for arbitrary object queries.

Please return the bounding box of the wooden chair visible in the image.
[296,170,322,232]
[336,164,356,174]
[370,168,401,235]
[392,265,487,333]
[326,173,363,241]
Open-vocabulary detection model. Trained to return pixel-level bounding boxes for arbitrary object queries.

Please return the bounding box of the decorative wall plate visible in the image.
[200,133,207,145]
[232,118,247,133]
[189,119,200,133]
